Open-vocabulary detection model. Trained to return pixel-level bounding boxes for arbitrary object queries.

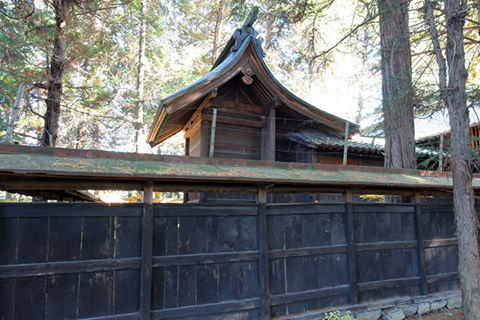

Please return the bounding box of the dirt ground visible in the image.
[405,309,463,319]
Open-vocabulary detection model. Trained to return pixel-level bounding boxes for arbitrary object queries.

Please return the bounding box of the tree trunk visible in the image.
[445,1,480,318]
[425,1,480,318]
[4,83,25,143]
[356,84,364,125]
[211,0,226,64]
[41,0,71,147]
[378,0,416,169]
[135,0,147,153]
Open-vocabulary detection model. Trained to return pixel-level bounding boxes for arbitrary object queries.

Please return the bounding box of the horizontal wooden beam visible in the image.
[154,205,258,217]
[1,176,459,195]
[0,257,140,279]
[423,238,458,248]
[353,204,415,213]
[426,272,458,284]
[266,203,345,215]
[269,245,347,259]
[78,312,140,320]
[0,203,142,217]
[357,277,420,291]
[150,298,260,319]
[270,285,349,306]
[152,251,259,267]
[355,241,417,252]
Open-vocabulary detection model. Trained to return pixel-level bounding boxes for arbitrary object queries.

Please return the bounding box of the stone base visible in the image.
[278,290,461,320]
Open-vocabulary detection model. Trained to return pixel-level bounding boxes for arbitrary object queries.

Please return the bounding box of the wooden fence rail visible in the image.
[0,194,461,320]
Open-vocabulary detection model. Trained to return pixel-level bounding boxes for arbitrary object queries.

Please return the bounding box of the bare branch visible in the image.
[13,131,41,140]
[0,3,35,20]
[33,82,49,90]
[28,107,46,120]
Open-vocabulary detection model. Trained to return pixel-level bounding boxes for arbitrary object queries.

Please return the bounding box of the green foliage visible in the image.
[323,310,356,320]
[1,0,479,153]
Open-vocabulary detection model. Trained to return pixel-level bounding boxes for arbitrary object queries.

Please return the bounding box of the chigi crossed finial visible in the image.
[231,7,264,56]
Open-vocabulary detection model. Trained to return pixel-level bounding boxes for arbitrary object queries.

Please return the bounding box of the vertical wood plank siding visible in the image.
[0,197,461,319]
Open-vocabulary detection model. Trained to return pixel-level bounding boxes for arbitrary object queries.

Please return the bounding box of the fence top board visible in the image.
[1,144,479,192]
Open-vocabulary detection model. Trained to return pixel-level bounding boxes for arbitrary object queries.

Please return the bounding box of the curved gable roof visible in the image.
[148,11,359,147]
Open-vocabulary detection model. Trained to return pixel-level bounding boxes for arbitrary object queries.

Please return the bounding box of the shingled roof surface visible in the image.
[289,132,384,155]
[289,132,447,159]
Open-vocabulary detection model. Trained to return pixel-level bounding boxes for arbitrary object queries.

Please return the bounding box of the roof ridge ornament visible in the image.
[231,7,265,57]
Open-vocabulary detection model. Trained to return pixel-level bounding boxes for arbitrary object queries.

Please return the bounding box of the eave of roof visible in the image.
[147,36,253,146]
[250,41,359,135]
[416,122,480,143]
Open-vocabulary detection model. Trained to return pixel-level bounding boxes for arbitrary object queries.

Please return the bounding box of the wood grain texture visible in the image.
[0,198,463,319]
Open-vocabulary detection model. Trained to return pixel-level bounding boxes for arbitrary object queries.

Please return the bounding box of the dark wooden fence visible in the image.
[0,197,460,319]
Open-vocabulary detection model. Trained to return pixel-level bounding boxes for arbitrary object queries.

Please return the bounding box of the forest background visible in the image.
[3,0,480,317]
[3,0,480,155]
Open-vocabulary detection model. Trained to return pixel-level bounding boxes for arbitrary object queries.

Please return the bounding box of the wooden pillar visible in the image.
[343,121,349,166]
[344,189,358,304]
[438,133,444,171]
[261,106,276,161]
[413,192,427,295]
[209,108,218,159]
[140,182,153,319]
[257,187,271,319]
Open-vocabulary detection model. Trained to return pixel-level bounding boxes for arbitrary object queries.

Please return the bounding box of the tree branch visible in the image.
[425,0,448,92]
[28,107,46,120]
[310,12,378,62]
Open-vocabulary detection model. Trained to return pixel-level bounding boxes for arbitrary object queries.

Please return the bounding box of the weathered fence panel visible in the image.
[150,204,260,320]
[353,203,420,303]
[421,201,459,293]
[267,204,349,318]
[0,203,143,320]
[0,198,463,320]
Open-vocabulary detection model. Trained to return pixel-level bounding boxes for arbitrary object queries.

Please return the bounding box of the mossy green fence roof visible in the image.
[1,144,478,192]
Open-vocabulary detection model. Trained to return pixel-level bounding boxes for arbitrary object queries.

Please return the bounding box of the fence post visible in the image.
[257,187,271,320]
[344,190,358,304]
[140,182,154,319]
[413,192,428,295]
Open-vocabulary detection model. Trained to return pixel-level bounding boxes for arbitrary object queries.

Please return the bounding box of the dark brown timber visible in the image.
[344,190,358,304]
[257,187,271,319]
[414,193,427,295]
[140,182,153,319]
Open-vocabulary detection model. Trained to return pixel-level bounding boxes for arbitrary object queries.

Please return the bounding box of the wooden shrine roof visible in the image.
[148,9,359,146]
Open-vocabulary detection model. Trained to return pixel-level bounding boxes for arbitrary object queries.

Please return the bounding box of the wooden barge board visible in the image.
[0,144,478,191]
